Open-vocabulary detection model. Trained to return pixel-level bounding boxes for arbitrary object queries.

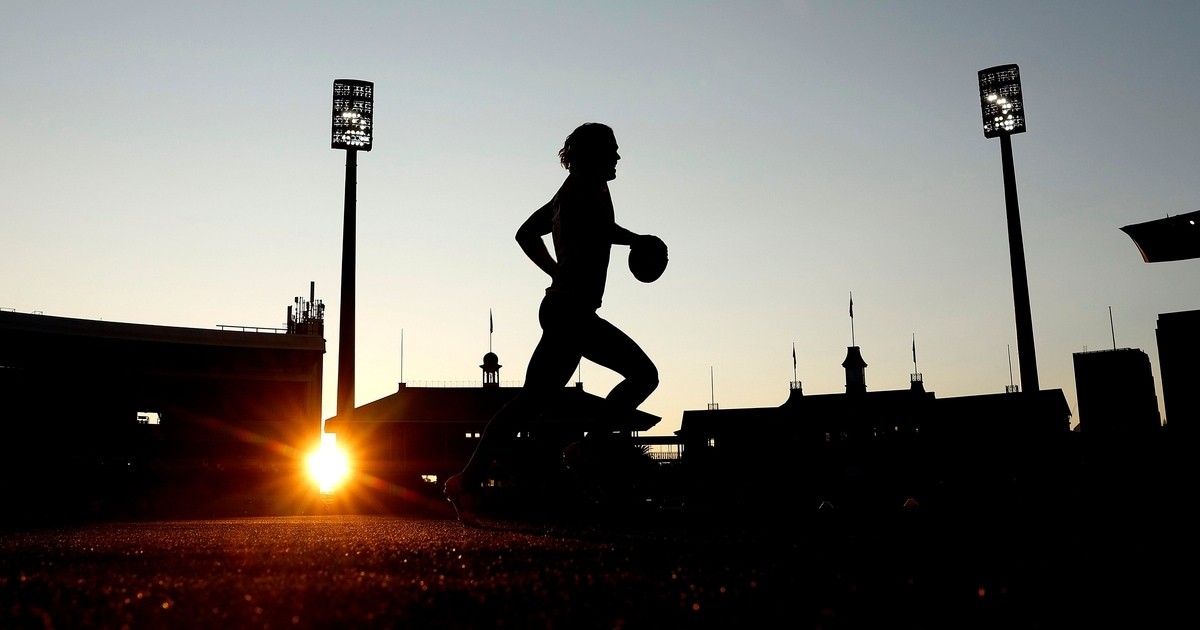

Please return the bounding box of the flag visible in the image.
[792,343,797,369]
[489,309,493,334]
[849,292,854,318]
[912,334,916,364]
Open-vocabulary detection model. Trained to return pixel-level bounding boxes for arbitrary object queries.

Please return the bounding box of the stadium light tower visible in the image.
[331,79,373,422]
[979,64,1038,392]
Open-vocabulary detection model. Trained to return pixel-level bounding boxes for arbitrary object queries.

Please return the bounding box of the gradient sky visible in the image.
[4,1,1198,436]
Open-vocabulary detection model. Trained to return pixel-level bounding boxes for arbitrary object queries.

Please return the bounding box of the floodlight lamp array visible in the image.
[331,79,374,151]
[978,65,1025,138]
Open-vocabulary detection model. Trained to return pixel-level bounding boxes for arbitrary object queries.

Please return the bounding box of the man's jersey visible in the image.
[547,174,615,309]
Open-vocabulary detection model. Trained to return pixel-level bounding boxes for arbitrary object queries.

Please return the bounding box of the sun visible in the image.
[307,433,350,494]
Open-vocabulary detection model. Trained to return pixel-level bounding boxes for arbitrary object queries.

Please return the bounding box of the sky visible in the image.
[3,1,1198,436]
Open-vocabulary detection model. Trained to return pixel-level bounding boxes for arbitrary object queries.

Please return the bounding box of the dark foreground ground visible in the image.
[0,500,1187,630]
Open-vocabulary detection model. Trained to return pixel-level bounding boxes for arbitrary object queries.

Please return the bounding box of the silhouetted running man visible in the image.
[445,122,661,526]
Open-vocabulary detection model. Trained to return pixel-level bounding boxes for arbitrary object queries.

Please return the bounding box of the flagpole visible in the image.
[849,291,856,346]
[792,343,797,384]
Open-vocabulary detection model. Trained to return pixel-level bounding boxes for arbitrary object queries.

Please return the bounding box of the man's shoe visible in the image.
[444,474,482,527]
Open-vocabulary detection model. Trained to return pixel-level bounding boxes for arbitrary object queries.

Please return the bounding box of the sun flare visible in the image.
[307,433,350,494]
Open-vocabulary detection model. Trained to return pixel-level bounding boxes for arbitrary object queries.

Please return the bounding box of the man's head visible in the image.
[559,122,620,180]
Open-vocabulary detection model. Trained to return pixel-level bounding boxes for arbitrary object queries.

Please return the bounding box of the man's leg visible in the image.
[562,316,660,504]
[446,299,581,523]
[456,336,578,485]
[581,315,659,416]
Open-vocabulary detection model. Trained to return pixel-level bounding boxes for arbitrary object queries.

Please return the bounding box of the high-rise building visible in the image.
[1156,310,1200,438]
[1072,348,1160,435]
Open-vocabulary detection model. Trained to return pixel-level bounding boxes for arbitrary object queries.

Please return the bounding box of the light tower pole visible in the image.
[978,64,1038,392]
[331,79,374,421]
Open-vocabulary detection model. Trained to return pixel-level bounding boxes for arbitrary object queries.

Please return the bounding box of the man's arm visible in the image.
[516,200,558,278]
[611,223,654,247]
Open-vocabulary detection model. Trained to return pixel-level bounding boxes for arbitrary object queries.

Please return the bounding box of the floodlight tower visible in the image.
[331,79,373,422]
[978,64,1038,392]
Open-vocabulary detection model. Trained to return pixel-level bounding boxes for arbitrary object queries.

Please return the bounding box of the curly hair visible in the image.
[558,122,614,170]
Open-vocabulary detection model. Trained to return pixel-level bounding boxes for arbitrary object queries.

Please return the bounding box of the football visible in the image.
[628,235,668,283]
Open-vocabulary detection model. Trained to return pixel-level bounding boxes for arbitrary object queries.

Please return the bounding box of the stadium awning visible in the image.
[1120,210,1200,263]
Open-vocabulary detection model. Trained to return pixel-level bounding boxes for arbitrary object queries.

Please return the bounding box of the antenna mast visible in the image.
[1006,344,1017,393]
[708,366,719,410]
[1109,306,1117,350]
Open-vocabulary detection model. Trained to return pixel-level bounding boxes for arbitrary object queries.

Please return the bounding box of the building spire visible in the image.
[842,345,867,395]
